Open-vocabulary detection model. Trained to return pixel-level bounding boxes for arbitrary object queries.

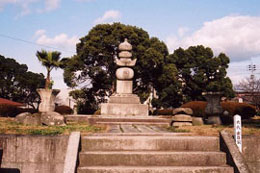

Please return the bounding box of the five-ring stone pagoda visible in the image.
[101,39,148,116]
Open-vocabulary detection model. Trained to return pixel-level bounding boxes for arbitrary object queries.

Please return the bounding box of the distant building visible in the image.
[55,88,76,109]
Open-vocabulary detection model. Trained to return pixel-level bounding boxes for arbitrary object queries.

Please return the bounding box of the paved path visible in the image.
[107,124,168,133]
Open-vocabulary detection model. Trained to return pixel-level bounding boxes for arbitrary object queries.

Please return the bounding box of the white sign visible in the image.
[234,114,242,152]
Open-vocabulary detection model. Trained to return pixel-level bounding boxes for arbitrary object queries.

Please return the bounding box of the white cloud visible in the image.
[94,10,121,25]
[166,15,260,62]
[178,27,189,37]
[75,0,95,2]
[0,0,16,10]
[0,0,60,16]
[44,0,60,12]
[34,30,79,56]
[34,29,46,37]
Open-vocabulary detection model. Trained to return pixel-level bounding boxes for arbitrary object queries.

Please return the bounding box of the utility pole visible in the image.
[248,64,256,79]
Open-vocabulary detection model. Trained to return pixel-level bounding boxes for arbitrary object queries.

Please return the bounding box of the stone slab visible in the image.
[172,114,192,122]
[116,80,132,94]
[81,136,220,152]
[109,95,140,104]
[101,103,148,116]
[79,151,227,166]
[173,108,193,115]
[78,166,234,173]
[63,132,80,173]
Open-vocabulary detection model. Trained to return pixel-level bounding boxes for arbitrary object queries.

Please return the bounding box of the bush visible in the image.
[94,109,101,115]
[0,104,38,117]
[181,101,207,117]
[0,104,20,117]
[152,109,174,115]
[55,105,73,115]
[181,101,256,124]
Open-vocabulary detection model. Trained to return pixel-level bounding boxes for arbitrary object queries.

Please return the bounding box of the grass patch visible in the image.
[166,116,260,136]
[0,117,105,136]
[167,126,190,133]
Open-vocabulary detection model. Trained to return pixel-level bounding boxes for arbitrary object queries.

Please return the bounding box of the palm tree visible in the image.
[36,50,62,89]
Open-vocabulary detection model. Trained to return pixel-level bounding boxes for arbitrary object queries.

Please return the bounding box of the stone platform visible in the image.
[101,103,148,116]
[65,115,171,126]
[101,94,148,116]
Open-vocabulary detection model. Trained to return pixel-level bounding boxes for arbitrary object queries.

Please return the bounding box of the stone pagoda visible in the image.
[101,39,148,116]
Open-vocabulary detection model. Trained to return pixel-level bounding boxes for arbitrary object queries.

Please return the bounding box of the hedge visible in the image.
[0,104,37,117]
[55,105,73,115]
[181,101,256,123]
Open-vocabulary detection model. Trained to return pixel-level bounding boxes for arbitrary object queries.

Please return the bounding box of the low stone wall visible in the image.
[0,134,69,173]
[242,135,260,173]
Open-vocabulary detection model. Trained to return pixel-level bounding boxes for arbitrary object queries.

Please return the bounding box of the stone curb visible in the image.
[63,132,81,173]
[220,130,251,173]
[0,148,2,167]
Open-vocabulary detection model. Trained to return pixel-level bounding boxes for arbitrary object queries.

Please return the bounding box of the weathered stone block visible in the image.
[192,117,204,126]
[172,108,193,115]
[109,95,140,104]
[172,114,192,122]
[101,103,148,116]
[16,112,41,125]
[41,112,66,126]
[116,80,133,94]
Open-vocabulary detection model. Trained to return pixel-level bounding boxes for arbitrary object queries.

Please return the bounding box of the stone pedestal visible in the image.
[101,103,148,116]
[37,89,60,112]
[101,94,148,116]
[172,114,192,127]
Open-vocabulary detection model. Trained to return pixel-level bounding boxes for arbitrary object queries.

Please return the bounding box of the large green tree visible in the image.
[64,23,178,113]
[0,55,45,108]
[168,45,234,103]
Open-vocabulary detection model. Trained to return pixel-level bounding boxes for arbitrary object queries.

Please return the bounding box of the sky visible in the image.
[0,0,260,89]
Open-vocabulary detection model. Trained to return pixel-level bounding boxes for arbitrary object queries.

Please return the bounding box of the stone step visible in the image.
[79,151,227,166]
[96,122,170,126]
[78,166,234,173]
[66,115,172,125]
[81,136,219,151]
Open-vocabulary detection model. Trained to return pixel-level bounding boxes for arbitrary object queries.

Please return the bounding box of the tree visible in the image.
[36,50,62,89]
[236,76,260,109]
[0,55,45,108]
[63,23,177,113]
[168,45,234,103]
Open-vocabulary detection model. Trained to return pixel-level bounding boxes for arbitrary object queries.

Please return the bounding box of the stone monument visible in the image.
[101,39,148,116]
[203,91,223,124]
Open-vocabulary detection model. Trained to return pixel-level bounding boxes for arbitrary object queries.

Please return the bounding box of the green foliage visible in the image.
[0,55,45,108]
[169,45,235,103]
[64,23,176,113]
[36,50,62,89]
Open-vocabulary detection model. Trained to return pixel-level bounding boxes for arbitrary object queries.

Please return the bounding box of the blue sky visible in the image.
[0,0,260,89]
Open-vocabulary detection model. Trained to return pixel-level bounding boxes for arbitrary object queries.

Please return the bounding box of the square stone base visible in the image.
[101,103,148,116]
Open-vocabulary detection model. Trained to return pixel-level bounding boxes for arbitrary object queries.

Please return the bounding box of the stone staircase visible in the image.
[77,133,234,173]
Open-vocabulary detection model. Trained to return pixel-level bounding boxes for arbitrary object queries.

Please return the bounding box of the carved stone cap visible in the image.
[119,38,132,51]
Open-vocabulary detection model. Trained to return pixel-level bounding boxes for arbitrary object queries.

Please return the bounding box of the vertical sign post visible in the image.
[234,114,242,152]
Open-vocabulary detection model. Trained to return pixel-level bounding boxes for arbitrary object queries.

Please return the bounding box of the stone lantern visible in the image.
[101,39,148,116]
